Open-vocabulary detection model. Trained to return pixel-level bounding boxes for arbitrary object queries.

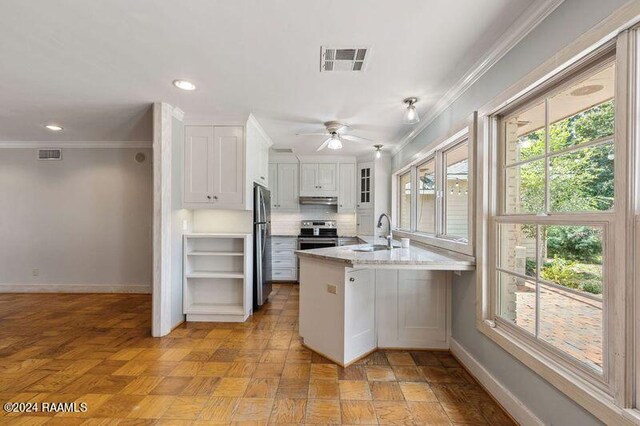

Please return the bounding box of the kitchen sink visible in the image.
[351,244,391,252]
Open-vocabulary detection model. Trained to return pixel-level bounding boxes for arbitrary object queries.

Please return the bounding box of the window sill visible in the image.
[476,320,633,425]
[394,229,474,257]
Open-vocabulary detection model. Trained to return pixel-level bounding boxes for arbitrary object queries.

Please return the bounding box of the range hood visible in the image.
[299,196,338,206]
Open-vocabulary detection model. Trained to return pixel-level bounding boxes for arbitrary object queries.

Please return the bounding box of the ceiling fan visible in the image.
[296,121,373,151]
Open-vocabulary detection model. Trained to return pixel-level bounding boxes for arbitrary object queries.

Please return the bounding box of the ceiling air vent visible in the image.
[320,46,369,72]
[37,148,62,160]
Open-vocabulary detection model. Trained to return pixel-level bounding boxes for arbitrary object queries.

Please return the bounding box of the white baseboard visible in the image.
[0,283,151,294]
[450,338,543,426]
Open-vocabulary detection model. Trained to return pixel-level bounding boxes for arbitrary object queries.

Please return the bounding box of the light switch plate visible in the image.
[327,284,337,294]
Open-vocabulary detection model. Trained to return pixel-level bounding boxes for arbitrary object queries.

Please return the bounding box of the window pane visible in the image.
[444,142,469,239]
[504,159,545,214]
[539,225,604,372]
[549,142,614,212]
[498,271,536,336]
[548,63,615,152]
[504,101,545,165]
[498,223,537,278]
[417,159,436,234]
[399,171,411,229]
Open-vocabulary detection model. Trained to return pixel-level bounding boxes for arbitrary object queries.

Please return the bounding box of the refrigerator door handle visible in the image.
[260,192,267,224]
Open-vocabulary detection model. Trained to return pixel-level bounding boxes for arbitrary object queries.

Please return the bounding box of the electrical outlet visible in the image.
[32,268,39,277]
[327,284,337,294]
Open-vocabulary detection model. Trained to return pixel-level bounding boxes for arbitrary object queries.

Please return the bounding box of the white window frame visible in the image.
[476,16,640,425]
[392,114,476,257]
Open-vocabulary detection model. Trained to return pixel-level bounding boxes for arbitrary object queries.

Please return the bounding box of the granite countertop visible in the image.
[295,236,475,270]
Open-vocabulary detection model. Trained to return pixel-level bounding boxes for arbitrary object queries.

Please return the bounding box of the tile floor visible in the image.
[0,284,515,425]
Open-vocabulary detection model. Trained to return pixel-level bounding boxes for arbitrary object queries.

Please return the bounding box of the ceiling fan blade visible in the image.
[340,134,374,143]
[316,138,331,152]
[296,132,328,136]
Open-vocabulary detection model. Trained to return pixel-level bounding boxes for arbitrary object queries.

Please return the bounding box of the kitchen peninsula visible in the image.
[296,237,474,366]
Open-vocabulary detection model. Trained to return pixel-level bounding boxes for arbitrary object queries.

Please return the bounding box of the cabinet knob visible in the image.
[213,196,218,200]
[339,204,342,207]
[260,176,265,180]
[207,195,212,200]
[349,277,355,282]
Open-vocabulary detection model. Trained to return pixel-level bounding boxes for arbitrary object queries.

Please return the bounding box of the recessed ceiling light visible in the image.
[173,80,196,91]
[44,124,63,131]
[570,84,603,96]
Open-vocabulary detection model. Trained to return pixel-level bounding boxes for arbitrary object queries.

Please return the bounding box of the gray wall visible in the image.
[0,147,152,289]
[393,0,629,424]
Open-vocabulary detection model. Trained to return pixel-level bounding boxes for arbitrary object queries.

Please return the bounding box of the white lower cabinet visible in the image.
[299,255,450,366]
[344,269,376,362]
[271,236,298,281]
[376,269,449,349]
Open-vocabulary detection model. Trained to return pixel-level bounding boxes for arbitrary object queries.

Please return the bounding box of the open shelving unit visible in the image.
[183,233,252,322]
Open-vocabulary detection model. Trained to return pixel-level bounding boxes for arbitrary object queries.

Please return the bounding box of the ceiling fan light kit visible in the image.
[327,134,343,150]
[403,97,420,124]
[299,120,373,151]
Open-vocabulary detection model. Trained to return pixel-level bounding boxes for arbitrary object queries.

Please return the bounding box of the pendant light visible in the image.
[403,97,420,124]
[374,144,383,159]
[327,133,343,150]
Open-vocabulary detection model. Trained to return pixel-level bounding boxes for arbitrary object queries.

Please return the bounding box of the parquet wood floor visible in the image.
[0,284,516,425]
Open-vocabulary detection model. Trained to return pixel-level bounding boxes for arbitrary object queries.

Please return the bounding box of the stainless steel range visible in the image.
[298,220,338,250]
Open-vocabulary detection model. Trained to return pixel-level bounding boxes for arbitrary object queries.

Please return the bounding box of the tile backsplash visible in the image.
[271,205,356,236]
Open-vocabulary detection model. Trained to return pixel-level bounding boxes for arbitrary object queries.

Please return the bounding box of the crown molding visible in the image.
[0,140,152,148]
[248,114,274,147]
[171,107,185,121]
[391,0,565,156]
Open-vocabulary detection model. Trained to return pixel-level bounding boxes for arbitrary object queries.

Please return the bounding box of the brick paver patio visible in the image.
[513,282,603,372]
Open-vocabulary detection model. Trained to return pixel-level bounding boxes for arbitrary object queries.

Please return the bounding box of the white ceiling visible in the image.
[0,0,533,154]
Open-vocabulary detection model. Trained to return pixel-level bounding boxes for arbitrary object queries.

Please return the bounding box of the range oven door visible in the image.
[298,238,338,250]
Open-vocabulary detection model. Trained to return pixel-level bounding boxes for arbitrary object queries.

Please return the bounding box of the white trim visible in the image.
[152,102,173,337]
[391,0,565,155]
[476,321,636,425]
[247,114,274,147]
[171,107,185,121]
[450,338,543,426]
[391,114,476,257]
[0,141,152,149]
[0,284,151,294]
[473,3,640,421]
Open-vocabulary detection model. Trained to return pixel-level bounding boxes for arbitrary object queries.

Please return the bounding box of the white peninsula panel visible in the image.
[376,269,450,350]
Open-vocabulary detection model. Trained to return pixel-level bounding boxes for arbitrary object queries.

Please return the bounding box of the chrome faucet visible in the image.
[376,213,393,249]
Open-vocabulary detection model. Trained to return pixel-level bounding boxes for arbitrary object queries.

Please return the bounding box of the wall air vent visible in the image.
[272,147,294,153]
[321,46,369,72]
[37,148,62,160]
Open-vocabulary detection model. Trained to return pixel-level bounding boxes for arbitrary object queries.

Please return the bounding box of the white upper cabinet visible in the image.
[246,115,272,188]
[317,163,337,192]
[212,126,244,205]
[357,162,373,210]
[357,210,374,235]
[184,126,215,203]
[271,162,299,211]
[184,125,245,209]
[299,162,337,196]
[338,163,356,213]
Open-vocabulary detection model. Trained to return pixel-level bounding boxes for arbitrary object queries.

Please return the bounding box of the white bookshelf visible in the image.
[183,233,252,322]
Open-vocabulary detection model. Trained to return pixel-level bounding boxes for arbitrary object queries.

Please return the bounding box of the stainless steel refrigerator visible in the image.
[253,184,272,309]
